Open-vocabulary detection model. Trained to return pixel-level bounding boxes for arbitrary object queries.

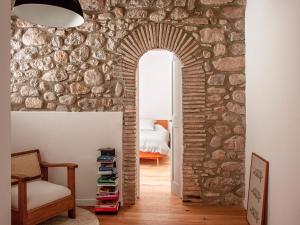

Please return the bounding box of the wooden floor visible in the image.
[88,158,247,225]
[139,157,171,195]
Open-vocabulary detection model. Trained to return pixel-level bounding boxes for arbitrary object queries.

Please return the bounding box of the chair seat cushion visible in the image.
[11,180,71,210]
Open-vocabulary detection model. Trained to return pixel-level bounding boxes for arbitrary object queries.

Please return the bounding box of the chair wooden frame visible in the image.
[11,149,78,225]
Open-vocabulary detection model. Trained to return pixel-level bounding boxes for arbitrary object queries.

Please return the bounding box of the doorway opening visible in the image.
[136,50,183,200]
[118,23,206,205]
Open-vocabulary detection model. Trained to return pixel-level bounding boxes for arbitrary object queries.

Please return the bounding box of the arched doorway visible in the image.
[136,49,183,200]
[114,23,206,206]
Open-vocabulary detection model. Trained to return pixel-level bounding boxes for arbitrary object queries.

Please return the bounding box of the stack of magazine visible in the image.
[95,148,120,214]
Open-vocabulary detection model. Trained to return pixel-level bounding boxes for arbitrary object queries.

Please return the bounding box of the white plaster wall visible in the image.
[11,112,123,206]
[139,50,173,120]
[0,1,11,224]
[246,1,300,225]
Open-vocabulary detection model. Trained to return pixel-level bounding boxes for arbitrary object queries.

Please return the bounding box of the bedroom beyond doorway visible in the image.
[137,50,183,199]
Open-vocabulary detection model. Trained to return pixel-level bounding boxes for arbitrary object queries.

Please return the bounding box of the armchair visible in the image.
[11,149,78,225]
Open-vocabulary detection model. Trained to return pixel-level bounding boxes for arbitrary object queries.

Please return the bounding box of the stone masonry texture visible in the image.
[10,0,246,206]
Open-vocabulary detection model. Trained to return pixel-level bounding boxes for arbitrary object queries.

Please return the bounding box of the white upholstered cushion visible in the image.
[11,180,71,210]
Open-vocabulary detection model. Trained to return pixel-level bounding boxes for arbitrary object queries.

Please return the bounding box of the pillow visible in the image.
[140,119,154,131]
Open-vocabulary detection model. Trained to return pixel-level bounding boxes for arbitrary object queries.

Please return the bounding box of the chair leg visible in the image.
[157,158,159,166]
[68,207,76,219]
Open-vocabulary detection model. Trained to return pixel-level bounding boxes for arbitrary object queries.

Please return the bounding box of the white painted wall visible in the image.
[139,50,173,120]
[11,112,123,206]
[0,1,11,224]
[246,1,300,225]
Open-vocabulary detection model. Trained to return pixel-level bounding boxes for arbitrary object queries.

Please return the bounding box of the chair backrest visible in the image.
[11,150,42,181]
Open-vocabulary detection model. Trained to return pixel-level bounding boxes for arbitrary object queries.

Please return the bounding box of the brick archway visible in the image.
[114,23,206,206]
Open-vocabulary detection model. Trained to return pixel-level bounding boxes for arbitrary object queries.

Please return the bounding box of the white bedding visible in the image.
[139,124,170,155]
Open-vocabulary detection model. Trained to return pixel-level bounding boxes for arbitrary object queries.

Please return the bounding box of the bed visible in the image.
[139,119,170,166]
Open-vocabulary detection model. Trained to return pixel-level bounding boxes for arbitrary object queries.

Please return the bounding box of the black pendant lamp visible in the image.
[13,0,84,28]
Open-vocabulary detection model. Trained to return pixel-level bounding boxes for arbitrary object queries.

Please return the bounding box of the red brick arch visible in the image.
[114,23,207,205]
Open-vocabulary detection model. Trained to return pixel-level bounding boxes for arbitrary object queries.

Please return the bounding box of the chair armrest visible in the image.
[41,161,78,169]
[11,174,30,184]
[41,161,78,197]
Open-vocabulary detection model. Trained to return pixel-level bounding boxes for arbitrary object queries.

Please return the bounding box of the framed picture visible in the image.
[247,153,269,225]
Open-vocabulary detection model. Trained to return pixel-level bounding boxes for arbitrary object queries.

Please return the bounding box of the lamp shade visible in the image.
[13,0,84,28]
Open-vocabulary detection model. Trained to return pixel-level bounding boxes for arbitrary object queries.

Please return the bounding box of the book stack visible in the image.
[95,148,120,214]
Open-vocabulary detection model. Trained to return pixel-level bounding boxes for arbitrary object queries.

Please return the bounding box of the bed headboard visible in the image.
[155,120,169,130]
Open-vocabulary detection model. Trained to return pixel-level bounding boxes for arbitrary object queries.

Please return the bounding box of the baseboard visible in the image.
[76,199,96,206]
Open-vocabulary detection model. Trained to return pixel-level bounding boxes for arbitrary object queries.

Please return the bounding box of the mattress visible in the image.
[139,124,170,155]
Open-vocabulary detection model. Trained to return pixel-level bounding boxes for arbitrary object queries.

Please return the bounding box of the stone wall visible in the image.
[10,0,246,206]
